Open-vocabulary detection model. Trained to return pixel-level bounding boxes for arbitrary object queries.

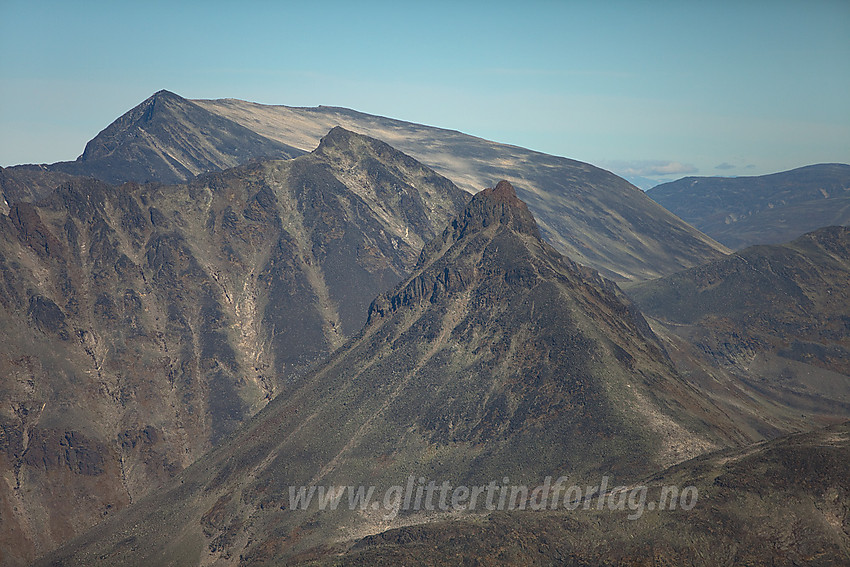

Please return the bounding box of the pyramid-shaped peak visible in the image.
[484,179,519,202]
[475,180,528,213]
[139,89,186,110]
[464,179,540,238]
[325,125,352,137]
[315,125,357,149]
[412,179,542,272]
[152,89,181,99]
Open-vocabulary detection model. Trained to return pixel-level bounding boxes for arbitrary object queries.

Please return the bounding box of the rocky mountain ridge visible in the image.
[0,128,469,565]
[36,181,745,566]
[626,226,850,435]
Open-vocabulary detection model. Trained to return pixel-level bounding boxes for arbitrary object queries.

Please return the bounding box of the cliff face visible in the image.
[0,128,469,565]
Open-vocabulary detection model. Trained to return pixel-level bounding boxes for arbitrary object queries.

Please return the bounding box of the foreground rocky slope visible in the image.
[0,128,468,565]
[5,90,729,280]
[39,182,743,566]
[648,163,850,249]
[304,421,850,566]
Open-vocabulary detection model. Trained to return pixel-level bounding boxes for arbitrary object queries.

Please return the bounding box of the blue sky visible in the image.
[1,0,848,186]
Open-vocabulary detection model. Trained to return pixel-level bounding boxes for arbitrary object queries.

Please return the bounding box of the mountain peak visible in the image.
[133,89,185,119]
[483,179,520,202]
[314,125,364,154]
[64,91,303,183]
[467,179,540,238]
[410,180,542,274]
[152,88,180,99]
[324,124,352,139]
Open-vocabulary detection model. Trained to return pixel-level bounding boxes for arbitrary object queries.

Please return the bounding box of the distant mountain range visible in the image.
[621,174,669,191]
[647,164,850,249]
[2,90,729,281]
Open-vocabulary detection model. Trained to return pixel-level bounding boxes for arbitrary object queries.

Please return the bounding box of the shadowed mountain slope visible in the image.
[0,128,469,566]
[627,226,850,432]
[648,163,850,249]
[302,421,850,566]
[56,89,305,184]
[39,181,744,566]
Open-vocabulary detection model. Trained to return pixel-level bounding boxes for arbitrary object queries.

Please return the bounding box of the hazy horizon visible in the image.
[2,0,848,185]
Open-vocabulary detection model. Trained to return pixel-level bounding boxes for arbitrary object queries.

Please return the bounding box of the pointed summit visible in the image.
[470,179,539,237]
[305,126,471,258]
[314,125,357,152]
[484,179,519,201]
[313,125,426,178]
[151,88,181,100]
[413,180,541,272]
[77,90,190,163]
[313,125,408,162]
[48,91,304,184]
